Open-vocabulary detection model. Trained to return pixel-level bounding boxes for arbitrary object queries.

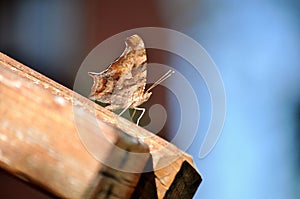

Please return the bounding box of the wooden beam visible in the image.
[0,52,201,198]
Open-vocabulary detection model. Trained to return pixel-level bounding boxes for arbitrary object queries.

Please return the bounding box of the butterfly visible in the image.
[88,34,174,125]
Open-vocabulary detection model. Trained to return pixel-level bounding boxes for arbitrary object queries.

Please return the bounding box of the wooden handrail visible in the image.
[0,52,201,198]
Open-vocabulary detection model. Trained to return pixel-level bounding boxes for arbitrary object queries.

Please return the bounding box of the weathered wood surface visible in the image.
[0,52,201,198]
[0,52,149,199]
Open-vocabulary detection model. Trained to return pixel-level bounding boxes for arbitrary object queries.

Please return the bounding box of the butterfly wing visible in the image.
[89,34,148,110]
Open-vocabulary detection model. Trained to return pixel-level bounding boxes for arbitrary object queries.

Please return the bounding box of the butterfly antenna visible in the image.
[146,70,175,92]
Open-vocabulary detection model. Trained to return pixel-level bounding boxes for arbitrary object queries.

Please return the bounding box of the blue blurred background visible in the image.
[0,0,299,198]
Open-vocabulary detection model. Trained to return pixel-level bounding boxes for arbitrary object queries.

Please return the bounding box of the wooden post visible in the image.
[0,52,201,198]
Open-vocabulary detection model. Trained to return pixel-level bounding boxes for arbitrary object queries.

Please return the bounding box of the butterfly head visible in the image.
[143,91,152,102]
[131,91,152,108]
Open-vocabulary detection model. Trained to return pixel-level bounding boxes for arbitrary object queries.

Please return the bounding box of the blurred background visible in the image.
[0,0,300,198]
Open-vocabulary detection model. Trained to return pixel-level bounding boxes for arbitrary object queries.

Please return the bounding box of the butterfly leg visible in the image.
[119,103,132,116]
[130,108,137,122]
[134,107,145,126]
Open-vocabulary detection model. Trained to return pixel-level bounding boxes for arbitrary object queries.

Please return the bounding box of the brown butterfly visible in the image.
[88,34,174,125]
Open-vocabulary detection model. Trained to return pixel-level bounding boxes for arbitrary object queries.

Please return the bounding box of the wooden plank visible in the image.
[0,52,202,198]
[0,52,149,199]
